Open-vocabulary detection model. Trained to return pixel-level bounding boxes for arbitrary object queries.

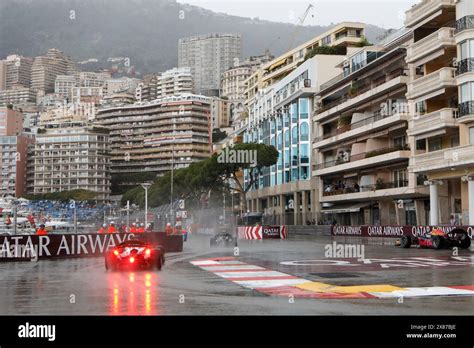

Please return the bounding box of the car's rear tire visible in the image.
[459,233,471,249]
[400,235,412,248]
[156,255,162,270]
[432,236,444,249]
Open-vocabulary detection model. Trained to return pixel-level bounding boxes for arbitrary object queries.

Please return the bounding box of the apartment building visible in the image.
[135,74,159,102]
[244,23,366,108]
[96,94,212,177]
[31,48,79,93]
[0,55,33,90]
[178,33,241,96]
[244,54,344,225]
[71,86,103,104]
[32,122,111,202]
[0,88,37,106]
[0,108,33,197]
[405,0,474,225]
[106,77,140,95]
[311,29,430,226]
[54,75,77,99]
[157,67,194,97]
[210,97,229,129]
[40,102,96,125]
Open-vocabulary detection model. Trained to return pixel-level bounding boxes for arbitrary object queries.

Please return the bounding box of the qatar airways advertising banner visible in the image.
[332,225,474,239]
[0,232,183,261]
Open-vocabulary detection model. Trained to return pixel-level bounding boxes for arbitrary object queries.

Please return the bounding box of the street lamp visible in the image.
[170,117,176,226]
[141,182,152,229]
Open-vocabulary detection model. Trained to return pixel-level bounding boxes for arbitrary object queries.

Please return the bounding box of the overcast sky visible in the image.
[177,0,420,29]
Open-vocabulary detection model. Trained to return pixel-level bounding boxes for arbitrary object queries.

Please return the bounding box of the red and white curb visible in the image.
[190,257,474,299]
[191,257,307,288]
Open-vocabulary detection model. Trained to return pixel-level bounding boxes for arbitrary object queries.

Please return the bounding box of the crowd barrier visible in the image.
[332,225,474,238]
[237,225,288,240]
[0,232,183,261]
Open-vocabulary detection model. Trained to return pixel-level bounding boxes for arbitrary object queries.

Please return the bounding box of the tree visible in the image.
[121,143,279,213]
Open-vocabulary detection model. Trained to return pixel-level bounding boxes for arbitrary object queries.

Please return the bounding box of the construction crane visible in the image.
[288,4,315,51]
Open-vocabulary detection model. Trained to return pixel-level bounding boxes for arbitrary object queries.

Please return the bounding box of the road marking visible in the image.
[191,257,474,299]
[215,271,285,278]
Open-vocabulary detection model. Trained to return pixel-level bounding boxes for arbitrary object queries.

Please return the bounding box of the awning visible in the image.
[414,129,446,141]
[321,202,374,214]
[269,58,287,71]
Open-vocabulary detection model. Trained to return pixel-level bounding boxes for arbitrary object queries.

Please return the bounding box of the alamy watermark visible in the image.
[217,148,257,167]
[324,241,365,260]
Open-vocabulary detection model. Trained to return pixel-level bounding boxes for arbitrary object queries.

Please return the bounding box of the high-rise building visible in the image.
[0,107,33,197]
[178,33,242,96]
[243,54,343,224]
[312,28,417,226]
[405,0,474,225]
[157,67,194,97]
[0,88,37,106]
[31,48,79,93]
[136,68,194,102]
[32,122,111,202]
[242,23,368,225]
[96,94,211,177]
[0,55,33,90]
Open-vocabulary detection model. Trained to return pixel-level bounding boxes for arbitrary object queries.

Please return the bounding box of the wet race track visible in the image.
[0,234,473,315]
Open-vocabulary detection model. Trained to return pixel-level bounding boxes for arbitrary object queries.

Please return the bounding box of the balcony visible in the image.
[457,101,474,123]
[456,58,474,76]
[313,145,411,176]
[406,27,455,64]
[316,75,409,121]
[408,108,458,137]
[455,15,474,34]
[410,145,474,173]
[406,67,456,100]
[405,0,456,28]
[314,112,409,149]
[320,181,425,202]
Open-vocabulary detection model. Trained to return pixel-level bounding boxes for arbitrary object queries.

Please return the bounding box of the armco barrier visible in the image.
[0,232,183,261]
[237,225,287,240]
[332,225,474,239]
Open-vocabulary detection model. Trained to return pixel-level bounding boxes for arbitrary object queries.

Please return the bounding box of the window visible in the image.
[393,169,407,187]
[300,144,309,164]
[299,99,309,119]
[393,136,406,148]
[470,127,474,144]
[284,130,290,147]
[300,166,309,180]
[416,139,426,151]
[450,134,460,147]
[460,39,474,60]
[460,82,474,103]
[300,122,309,141]
[428,137,442,152]
[292,126,298,144]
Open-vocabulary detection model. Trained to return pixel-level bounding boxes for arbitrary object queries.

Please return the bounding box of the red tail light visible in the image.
[129,257,135,263]
[113,250,119,256]
[145,248,151,257]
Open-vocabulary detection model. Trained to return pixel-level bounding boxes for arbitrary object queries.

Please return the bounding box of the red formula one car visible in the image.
[105,240,165,271]
[398,228,471,250]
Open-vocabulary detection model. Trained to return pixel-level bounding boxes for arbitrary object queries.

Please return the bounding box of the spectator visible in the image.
[354,183,360,192]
